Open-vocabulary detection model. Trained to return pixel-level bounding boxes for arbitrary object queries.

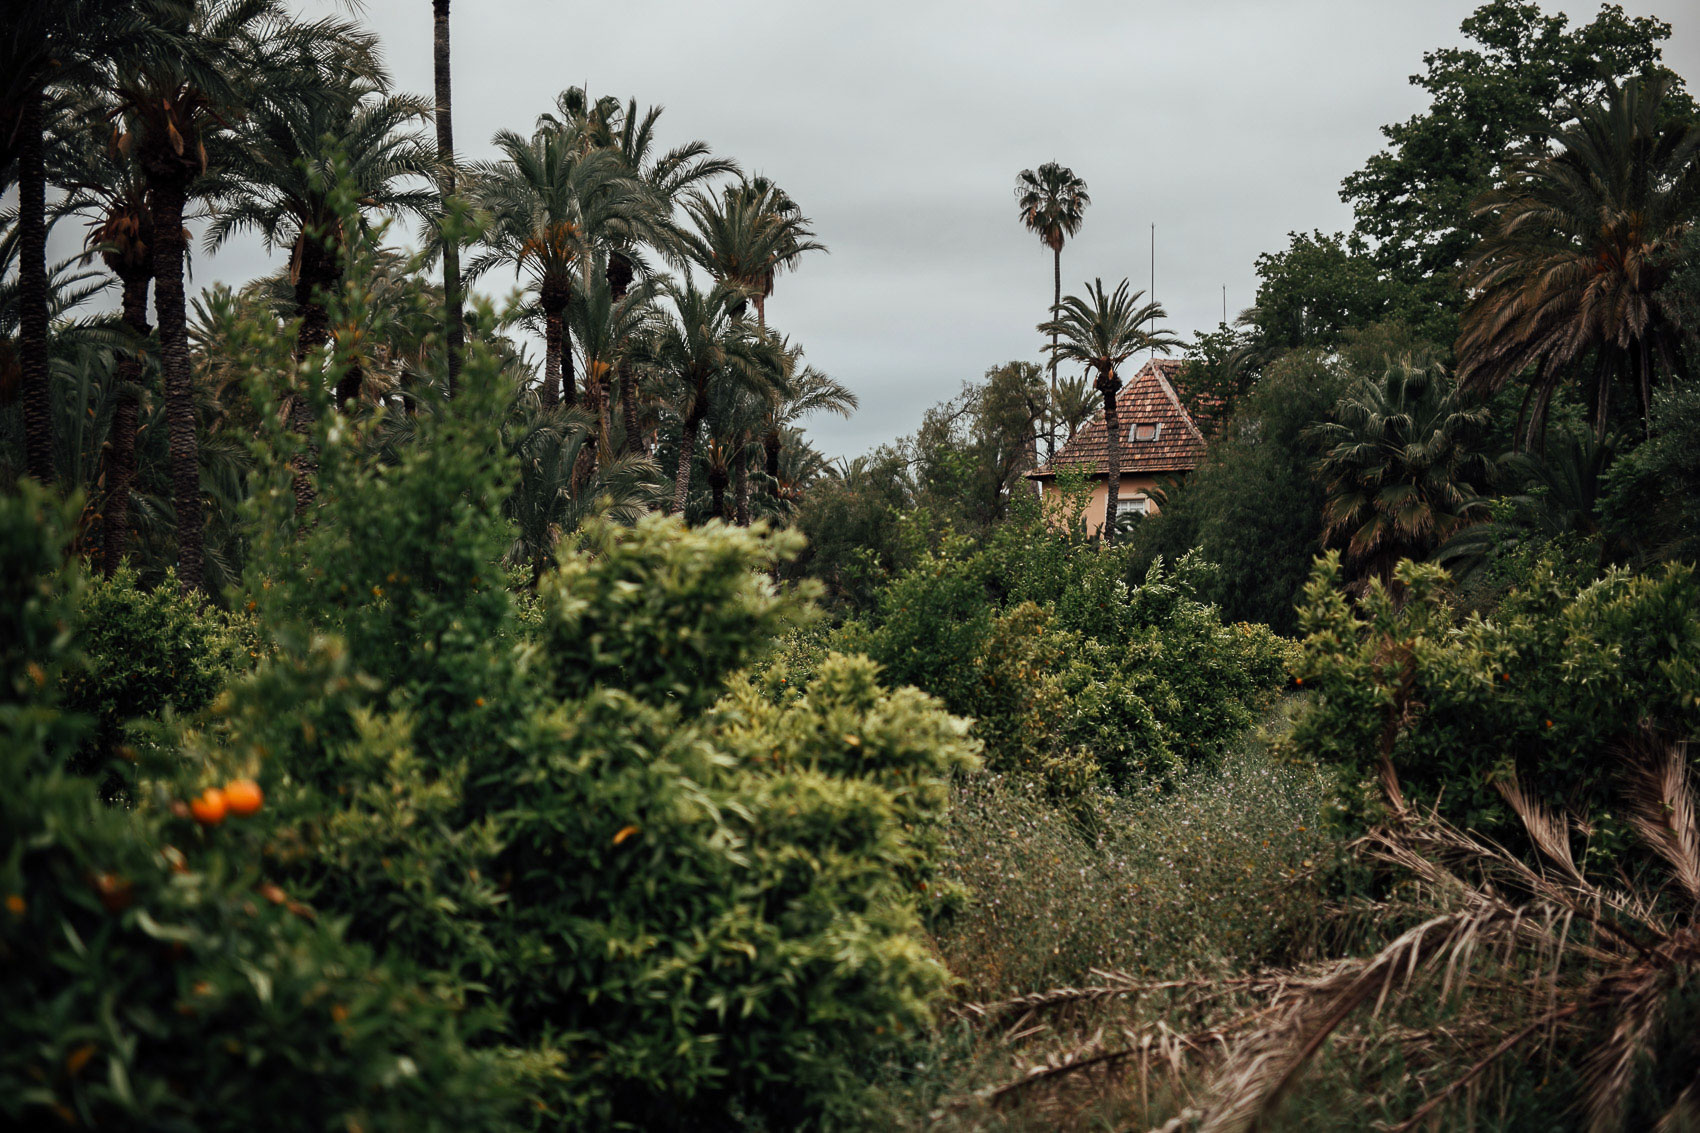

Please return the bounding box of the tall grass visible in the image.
[932,699,1344,998]
[868,702,1347,1128]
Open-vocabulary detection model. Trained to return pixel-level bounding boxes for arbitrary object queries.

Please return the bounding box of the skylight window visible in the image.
[1130,422,1161,442]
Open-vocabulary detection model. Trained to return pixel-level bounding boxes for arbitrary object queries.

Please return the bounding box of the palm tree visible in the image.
[700,382,763,523]
[759,342,856,510]
[1051,370,1097,444]
[545,86,735,455]
[501,399,663,585]
[1312,355,1492,584]
[567,254,658,485]
[1439,426,1618,578]
[468,129,645,409]
[111,0,361,590]
[1458,77,1700,446]
[650,279,780,517]
[680,176,824,327]
[1015,161,1090,458]
[1038,278,1178,541]
[2,0,161,484]
[207,61,437,403]
[770,426,833,517]
[430,0,463,396]
[55,101,156,572]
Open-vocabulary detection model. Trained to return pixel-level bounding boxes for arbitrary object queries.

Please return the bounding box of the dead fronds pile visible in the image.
[944,736,1700,1132]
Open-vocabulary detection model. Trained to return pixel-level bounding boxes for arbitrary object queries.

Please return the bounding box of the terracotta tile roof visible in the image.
[1030,358,1207,479]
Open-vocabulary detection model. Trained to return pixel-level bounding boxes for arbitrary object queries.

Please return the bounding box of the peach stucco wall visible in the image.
[1038,474,1169,536]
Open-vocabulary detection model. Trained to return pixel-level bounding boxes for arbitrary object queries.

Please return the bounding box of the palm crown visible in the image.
[1038,277,1178,541]
[1458,77,1700,444]
[1312,354,1492,582]
[1015,161,1090,253]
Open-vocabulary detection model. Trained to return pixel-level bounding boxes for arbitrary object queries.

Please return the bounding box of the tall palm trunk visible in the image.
[334,363,365,409]
[102,268,151,575]
[618,362,641,455]
[540,302,564,407]
[763,426,782,491]
[18,89,54,485]
[708,464,728,521]
[672,398,704,516]
[432,0,463,396]
[149,174,205,591]
[608,255,641,456]
[572,363,604,491]
[1097,365,1122,542]
[734,448,750,526]
[1047,241,1061,463]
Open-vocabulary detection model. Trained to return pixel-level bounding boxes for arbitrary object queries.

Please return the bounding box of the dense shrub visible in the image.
[841,511,1294,792]
[166,349,979,1129]
[477,520,977,1127]
[932,711,1342,998]
[1287,552,1700,835]
[59,567,256,784]
[1128,350,1350,634]
[0,486,520,1132]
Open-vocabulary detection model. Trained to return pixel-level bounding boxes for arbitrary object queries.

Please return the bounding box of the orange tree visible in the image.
[165,288,978,1127]
[0,484,523,1131]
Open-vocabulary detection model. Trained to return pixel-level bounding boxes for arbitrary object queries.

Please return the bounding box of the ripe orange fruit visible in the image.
[225,778,263,817]
[191,788,228,827]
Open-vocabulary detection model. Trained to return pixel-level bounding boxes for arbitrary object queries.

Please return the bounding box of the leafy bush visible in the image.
[164,345,980,1128]
[932,710,1342,997]
[473,519,976,1127]
[1129,350,1350,634]
[59,566,256,784]
[1288,552,1700,835]
[842,515,1295,792]
[0,485,520,1133]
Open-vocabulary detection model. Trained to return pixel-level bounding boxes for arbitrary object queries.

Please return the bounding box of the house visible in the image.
[1026,358,1208,534]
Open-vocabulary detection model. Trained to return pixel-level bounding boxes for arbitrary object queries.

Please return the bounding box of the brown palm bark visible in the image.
[101,267,151,575]
[571,362,604,491]
[540,301,564,407]
[618,362,641,455]
[607,254,642,456]
[148,173,205,591]
[432,0,463,396]
[733,449,751,526]
[18,90,54,485]
[707,463,728,522]
[1097,365,1123,542]
[1047,239,1062,463]
[672,400,704,516]
[334,362,364,409]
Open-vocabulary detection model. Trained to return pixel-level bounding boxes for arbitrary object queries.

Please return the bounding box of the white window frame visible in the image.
[1117,492,1151,516]
[1129,422,1162,443]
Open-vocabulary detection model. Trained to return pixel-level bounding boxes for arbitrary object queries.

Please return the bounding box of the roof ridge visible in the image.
[1028,357,1207,478]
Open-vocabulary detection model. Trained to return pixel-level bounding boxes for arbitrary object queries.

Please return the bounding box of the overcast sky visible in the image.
[49,1,1700,458]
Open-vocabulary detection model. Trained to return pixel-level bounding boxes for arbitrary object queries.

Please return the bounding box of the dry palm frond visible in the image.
[962,741,1700,1132]
[1192,903,1530,1133]
[1623,736,1700,906]
[1186,739,1700,1133]
[983,1017,1248,1109]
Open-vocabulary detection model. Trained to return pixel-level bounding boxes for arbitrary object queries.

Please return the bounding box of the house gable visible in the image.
[1031,358,1208,481]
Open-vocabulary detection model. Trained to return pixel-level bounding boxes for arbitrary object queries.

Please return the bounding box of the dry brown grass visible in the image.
[888,734,1700,1132]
